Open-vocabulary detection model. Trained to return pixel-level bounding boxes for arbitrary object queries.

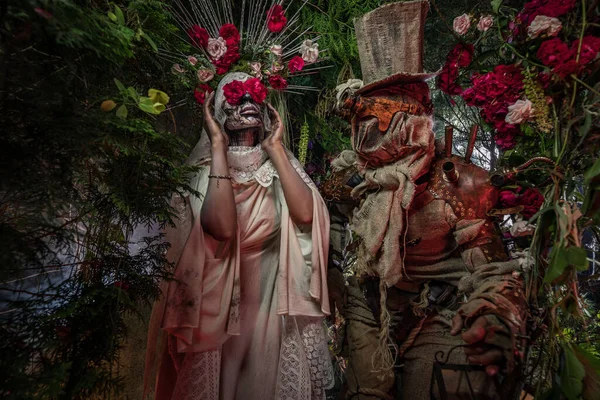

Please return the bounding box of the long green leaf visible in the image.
[560,345,585,400]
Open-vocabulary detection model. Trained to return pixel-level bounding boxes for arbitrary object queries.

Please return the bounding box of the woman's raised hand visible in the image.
[203,91,229,147]
[262,103,284,153]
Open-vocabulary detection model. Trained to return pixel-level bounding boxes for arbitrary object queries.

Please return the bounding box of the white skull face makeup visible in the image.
[221,92,264,132]
[214,72,268,147]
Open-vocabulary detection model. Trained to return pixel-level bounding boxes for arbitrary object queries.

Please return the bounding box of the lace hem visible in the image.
[171,349,221,400]
[276,316,334,400]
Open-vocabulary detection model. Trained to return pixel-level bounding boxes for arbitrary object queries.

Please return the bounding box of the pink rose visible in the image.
[249,62,262,79]
[197,69,214,83]
[453,14,471,35]
[477,16,494,32]
[187,56,198,66]
[171,63,186,74]
[270,44,283,57]
[527,15,562,38]
[207,37,227,60]
[505,99,534,124]
[271,61,284,73]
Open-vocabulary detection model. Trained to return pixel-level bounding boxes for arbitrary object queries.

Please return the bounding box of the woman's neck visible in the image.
[228,129,258,147]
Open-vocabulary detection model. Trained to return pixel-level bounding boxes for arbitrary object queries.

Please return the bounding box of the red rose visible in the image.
[223,80,246,105]
[538,0,577,18]
[448,43,474,67]
[268,75,288,90]
[572,36,600,64]
[437,64,462,95]
[538,72,552,89]
[537,38,571,67]
[244,78,268,104]
[194,84,214,105]
[288,56,305,73]
[553,59,583,79]
[188,25,209,48]
[494,128,519,150]
[499,190,520,208]
[267,5,287,33]
[520,187,545,219]
[219,23,240,47]
[213,46,240,75]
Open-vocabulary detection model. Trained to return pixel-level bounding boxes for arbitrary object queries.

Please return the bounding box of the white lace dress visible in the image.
[169,146,334,400]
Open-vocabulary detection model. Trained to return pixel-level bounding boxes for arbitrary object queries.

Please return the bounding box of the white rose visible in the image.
[510,220,536,237]
[527,15,562,38]
[187,56,198,66]
[270,44,283,57]
[300,39,319,64]
[249,62,262,79]
[477,16,494,32]
[207,37,227,60]
[505,99,534,125]
[197,69,214,83]
[453,14,471,35]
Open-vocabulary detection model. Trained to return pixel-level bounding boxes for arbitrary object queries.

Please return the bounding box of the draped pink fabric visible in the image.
[144,149,331,400]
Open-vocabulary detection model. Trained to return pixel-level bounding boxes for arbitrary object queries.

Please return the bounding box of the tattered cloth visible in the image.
[333,113,435,287]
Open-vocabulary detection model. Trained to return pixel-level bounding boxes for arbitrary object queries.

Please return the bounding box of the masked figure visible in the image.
[144,72,334,400]
[327,2,528,399]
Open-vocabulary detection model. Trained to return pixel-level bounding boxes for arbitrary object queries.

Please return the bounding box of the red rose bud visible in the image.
[268,75,288,90]
[188,25,209,48]
[219,23,241,47]
[287,56,305,73]
[267,5,287,33]
[223,80,246,105]
[194,84,214,105]
[244,78,268,104]
[499,189,520,208]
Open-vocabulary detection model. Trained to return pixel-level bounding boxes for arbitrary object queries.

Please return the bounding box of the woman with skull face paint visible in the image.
[144,73,333,400]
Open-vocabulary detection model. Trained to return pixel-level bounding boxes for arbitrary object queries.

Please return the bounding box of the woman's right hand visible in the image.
[203,91,229,147]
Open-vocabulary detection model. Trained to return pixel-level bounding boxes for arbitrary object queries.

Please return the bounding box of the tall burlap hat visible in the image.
[354,0,437,95]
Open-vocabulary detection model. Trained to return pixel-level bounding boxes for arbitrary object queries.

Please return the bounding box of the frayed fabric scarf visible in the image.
[337,112,435,287]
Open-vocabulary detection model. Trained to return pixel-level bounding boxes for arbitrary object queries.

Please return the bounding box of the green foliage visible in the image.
[0,1,197,398]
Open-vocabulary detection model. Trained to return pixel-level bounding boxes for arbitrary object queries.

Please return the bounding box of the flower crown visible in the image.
[167,4,321,107]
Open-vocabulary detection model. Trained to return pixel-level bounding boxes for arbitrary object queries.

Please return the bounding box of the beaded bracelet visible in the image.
[208,174,232,188]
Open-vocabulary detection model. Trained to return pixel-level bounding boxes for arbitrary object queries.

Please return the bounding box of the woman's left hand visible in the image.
[262,103,284,154]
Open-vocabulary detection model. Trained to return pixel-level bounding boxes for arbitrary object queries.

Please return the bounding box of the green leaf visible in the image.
[141,33,158,53]
[116,104,128,119]
[114,78,126,93]
[545,245,569,283]
[138,97,162,115]
[584,157,600,184]
[491,0,503,14]
[560,345,585,400]
[107,11,117,22]
[566,247,589,271]
[113,4,125,26]
[578,112,592,137]
[127,87,139,102]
